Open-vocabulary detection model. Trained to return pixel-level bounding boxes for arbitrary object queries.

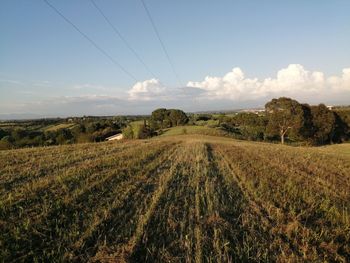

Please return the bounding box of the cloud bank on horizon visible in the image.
[1,64,350,117]
[130,64,350,102]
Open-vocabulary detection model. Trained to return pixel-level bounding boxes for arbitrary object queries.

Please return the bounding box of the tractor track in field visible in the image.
[79,145,183,262]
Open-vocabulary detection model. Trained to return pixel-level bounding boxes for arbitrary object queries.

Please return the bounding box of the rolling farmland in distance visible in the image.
[1,135,350,262]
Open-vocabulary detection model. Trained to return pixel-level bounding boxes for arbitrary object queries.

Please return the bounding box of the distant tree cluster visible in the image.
[122,120,154,139]
[0,117,127,150]
[149,108,188,130]
[1,99,349,150]
[334,106,350,128]
[265,97,348,144]
[218,97,349,145]
[122,109,188,140]
[220,113,267,141]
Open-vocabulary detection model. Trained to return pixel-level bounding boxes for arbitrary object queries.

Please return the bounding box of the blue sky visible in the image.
[1,0,350,118]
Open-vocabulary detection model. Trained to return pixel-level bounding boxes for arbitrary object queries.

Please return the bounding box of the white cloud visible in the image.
[128,79,167,100]
[186,64,350,102]
[1,64,349,118]
[262,64,328,94]
[188,67,261,100]
[327,68,350,91]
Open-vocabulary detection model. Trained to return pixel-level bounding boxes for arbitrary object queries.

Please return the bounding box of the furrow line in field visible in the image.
[222,144,350,237]
[69,145,181,256]
[1,142,177,262]
[47,144,178,261]
[214,146,306,261]
[79,147,184,262]
[0,140,136,167]
[0,142,118,176]
[0,141,148,196]
[127,142,198,262]
[237,144,350,202]
[1,141,172,209]
[215,145,348,261]
[193,150,203,263]
[246,143,350,190]
[1,141,173,224]
[203,143,270,262]
[39,142,176,225]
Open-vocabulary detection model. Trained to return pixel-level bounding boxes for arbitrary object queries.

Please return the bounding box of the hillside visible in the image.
[1,136,349,262]
[159,125,228,137]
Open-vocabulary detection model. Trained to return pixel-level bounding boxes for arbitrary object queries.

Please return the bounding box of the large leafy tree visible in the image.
[229,113,268,141]
[168,109,188,126]
[151,108,169,128]
[310,104,336,144]
[151,108,188,128]
[265,97,308,144]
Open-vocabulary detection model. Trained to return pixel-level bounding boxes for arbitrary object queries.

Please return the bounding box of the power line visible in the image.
[140,0,183,87]
[90,0,157,79]
[42,0,137,81]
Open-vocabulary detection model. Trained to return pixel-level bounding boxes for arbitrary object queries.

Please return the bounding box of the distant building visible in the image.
[326,105,333,110]
[241,108,265,114]
[105,133,124,141]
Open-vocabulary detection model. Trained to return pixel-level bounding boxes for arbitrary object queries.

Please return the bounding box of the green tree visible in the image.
[71,124,86,142]
[228,113,267,141]
[122,125,134,139]
[195,114,212,121]
[55,129,73,144]
[332,112,349,143]
[265,97,308,144]
[135,124,152,139]
[85,122,101,133]
[168,109,188,126]
[151,108,188,128]
[151,108,168,128]
[310,104,336,144]
[11,129,27,141]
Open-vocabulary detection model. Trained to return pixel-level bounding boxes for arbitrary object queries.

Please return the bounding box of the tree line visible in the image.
[220,97,349,145]
[1,99,348,149]
[122,108,188,139]
[0,118,127,150]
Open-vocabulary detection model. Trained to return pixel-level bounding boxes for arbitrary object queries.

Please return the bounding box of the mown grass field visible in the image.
[0,136,349,262]
[160,125,227,137]
[43,123,78,132]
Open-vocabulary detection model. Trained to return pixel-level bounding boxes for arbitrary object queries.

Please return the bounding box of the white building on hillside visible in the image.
[106,133,124,141]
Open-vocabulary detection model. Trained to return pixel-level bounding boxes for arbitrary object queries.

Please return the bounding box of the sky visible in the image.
[0,0,350,118]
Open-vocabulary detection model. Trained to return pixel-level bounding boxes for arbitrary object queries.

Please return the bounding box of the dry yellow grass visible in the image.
[0,136,349,262]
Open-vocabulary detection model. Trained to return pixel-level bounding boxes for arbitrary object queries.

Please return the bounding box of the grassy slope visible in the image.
[160,125,228,137]
[0,136,349,262]
[44,123,77,131]
[317,142,350,157]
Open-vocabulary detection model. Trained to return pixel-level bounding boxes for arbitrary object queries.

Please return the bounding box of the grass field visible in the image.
[160,125,228,137]
[0,135,349,262]
[44,123,78,132]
